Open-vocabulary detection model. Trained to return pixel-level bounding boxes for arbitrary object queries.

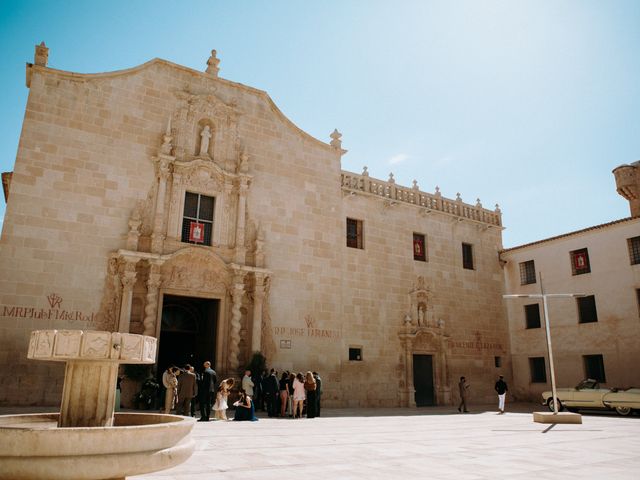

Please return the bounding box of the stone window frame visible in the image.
[583,354,606,383]
[570,248,591,275]
[529,357,547,383]
[524,303,541,329]
[413,232,427,262]
[577,295,598,324]
[494,356,502,368]
[346,218,364,249]
[519,260,536,285]
[462,242,474,270]
[181,191,216,246]
[628,236,640,265]
[348,346,363,361]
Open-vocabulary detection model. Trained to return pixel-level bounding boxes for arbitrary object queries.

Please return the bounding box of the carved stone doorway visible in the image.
[157,295,219,378]
[413,354,435,406]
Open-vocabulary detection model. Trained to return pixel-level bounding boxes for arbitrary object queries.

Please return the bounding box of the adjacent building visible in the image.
[0,45,511,407]
[501,181,640,400]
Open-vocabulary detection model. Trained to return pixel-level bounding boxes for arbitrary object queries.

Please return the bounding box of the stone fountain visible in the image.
[0,330,195,480]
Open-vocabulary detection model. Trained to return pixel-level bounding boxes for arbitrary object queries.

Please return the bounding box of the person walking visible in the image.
[457,376,469,413]
[176,364,197,416]
[495,375,508,414]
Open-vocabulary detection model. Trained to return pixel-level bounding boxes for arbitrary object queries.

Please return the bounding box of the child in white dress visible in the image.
[213,378,234,420]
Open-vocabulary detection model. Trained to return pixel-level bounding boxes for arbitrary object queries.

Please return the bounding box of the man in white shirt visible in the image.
[242,370,254,397]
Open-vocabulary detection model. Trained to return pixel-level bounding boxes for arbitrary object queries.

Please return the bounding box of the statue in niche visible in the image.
[417,303,426,327]
[199,125,212,156]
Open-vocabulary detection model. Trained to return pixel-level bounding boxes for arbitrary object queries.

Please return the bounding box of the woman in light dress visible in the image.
[292,372,306,419]
[213,378,234,420]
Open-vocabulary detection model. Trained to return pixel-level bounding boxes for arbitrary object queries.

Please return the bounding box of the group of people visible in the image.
[242,369,322,419]
[160,362,323,422]
[457,375,509,414]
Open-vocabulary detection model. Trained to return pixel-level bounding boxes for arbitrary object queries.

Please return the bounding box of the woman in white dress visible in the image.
[292,372,306,419]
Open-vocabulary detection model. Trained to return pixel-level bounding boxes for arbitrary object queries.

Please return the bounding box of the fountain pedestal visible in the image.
[0,330,195,480]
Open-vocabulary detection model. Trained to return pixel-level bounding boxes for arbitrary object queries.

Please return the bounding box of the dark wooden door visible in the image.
[413,354,435,406]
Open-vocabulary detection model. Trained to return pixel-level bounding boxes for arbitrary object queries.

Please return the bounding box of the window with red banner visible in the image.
[181,192,214,245]
[570,248,590,275]
[413,233,426,261]
[189,221,204,243]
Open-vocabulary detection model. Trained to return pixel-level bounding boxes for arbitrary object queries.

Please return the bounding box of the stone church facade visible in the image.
[0,45,510,407]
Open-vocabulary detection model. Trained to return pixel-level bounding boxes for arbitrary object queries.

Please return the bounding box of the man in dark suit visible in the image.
[313,371,322,417]
[198,361,217,421]
[176,364,197,416]
[263,369,279,417]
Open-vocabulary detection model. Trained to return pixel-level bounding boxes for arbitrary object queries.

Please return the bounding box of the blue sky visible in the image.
[0,0,638,247]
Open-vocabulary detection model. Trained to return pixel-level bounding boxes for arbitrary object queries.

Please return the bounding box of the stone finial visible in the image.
[412,180,419,190]
[330,129,342,149]
[434,186,441,196]
[495,203,502,214]
[476,198,482,208]
[34,41,49,67]
[388,172,395,184]
[206,49,220,77]
[362,166,369,177]
[160,116,173,155]
[456,192,462,202]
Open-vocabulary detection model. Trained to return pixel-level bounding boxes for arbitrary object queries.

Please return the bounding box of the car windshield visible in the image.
[576,379,599,390]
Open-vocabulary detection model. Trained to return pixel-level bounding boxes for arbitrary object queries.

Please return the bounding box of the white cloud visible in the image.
[388,153,409,165]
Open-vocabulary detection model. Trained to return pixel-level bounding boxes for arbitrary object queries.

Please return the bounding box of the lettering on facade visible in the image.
[447,340,504,351]
[279,339,292,349]
[272,326,342,340]
[1,293,97,324]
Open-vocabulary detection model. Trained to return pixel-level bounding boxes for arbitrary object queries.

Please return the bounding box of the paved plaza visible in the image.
[129,404,639,480]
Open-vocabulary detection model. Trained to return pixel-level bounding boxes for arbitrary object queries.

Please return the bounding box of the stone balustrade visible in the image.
[341,170,502,227]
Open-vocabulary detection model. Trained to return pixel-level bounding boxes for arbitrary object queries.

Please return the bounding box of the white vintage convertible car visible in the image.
[542,379,640,416]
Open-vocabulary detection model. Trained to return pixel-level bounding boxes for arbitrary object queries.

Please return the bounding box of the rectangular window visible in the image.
[494,356,502,368]
[349,347,362,361]
[628,236,640,265]
[525,303,541,329]
[529,357,547,383]
[462,243,474,270]
[346,218,364,249]
[583,354,606,383]
[577,295,598,324]
[570,248,591,275]
[181,192,214,245]
[413,233,426,262]
[637,289,640,317]
[519,260,536,285]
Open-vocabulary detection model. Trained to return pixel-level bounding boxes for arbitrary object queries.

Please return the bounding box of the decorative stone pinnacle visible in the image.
[206,49,220,77]
[330,129,342,149]
[476,198,482,208]
[412,180,419,190]
[495,203,501,213]
[362,166,369,177]
[388,172,395,184]
[34,41,49,67]
[435,186,441,196]
[456,192,462,202]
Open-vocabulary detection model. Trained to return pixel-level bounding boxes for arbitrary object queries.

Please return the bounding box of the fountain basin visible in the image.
[0,412,195,480]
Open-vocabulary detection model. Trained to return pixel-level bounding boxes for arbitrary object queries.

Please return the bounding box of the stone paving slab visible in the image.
[2,404,638,479]
[125,404,640,480]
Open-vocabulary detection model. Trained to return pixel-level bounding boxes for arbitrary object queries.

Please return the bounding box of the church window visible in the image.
[349,347,362,361]
[494,356,502,368]
[346,218,363,249]
[628,236,640,265]
[577,295,598,324]
[583,354,606,383]
[181,192,214,246]
[519,260,536,285]
[529,357,547,383]
[462,243,474,270]
[524,304,541,329]
[413,233,426,261]
[570,248,590,275]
